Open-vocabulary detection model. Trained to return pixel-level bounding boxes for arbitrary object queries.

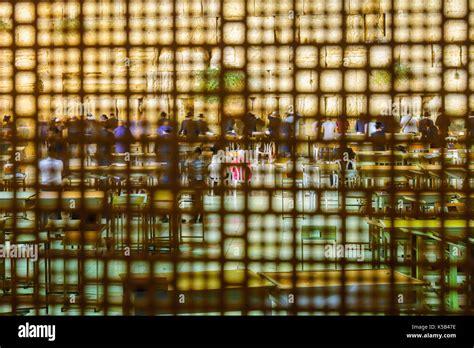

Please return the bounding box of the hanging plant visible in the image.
[394,63,413,81]
[195,68,245,102]
[0,19,12,32]
[38,79,44,93]
[372,70,391,86]
[54,17,80,32]
[372,63,413,87]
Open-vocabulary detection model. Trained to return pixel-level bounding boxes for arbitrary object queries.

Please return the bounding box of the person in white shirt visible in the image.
[366,121,378,136]
[321,118,337,140]
[311,120,319,136]
[400,114,419,134]
[39,149,64,187]
[39,149,64,224]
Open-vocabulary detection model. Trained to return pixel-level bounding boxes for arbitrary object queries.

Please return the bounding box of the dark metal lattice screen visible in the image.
[0,0,472,316]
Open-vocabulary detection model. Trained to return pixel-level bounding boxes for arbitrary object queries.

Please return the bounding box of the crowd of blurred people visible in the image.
[1,108,472,179]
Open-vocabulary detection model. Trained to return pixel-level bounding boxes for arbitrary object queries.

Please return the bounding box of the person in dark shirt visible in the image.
[47,120,68,174]
[156,118,172,165]
[1,115,13,139]
[158,118,172,136]
[156,124,172,186]
[334,145,356,169]
[355,114,369,134]
[224,117,237,135]
[379,114,400,134]
[0,116,13,157]
[189,147,205,184]
[187,147,205,223]
[65,115,82,157]
[179,113,199,140]
[244,112,258,137]
[370,122,386,151]
[113,120,133,153]
[336,119,349,136]
[84,114,100,145]
[196,113,210,135]
[467,111,474,143]
[419,111,435,139]
[38,120,49,148]
[106,113,119,130]
[425,124,442,149]
[84,114,100,160]
[99,114,108,126]
[66,115,82,138]
[279,121,292,156]
[435,108,451,139]
[255,117,265,132]
[334,145,355,161]
[132,114,150,143]
[96,124,115,166]
[2,115,11,125]
[267,111,282,138]
[157,111,169,128]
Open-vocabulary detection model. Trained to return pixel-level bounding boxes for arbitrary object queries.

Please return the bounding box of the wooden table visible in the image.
[259,269,426,313]
[69,164,163,173]
[420,164,473,187]
[356,151,405,165]
[342,190,373,212]
[360,165,419,177]
[359,165,420,188]
[46,225,106,312]
[35,191,106,212]
[374,190,461,213]
[110,194,148,251]
[147,190,175,251]
[0,191,36,211]
[367,218,474,310]
[146,135,220,152]
[379,218,474,243]
[120,269,273,315]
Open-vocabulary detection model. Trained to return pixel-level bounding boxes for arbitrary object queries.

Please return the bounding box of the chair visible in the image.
[149,190,174,253]
[110,194,148,251]
[302,164,318,215]
[0,218,48,315]
[335,159,360,188]
[316,145,336,162]
[316,162,339,188]
[434,202,465,216]
[178,190,205,244]
[3,171,27,192]
[127,173,150,193]
[301,225,337,270]
[382,196,415,216]
[60,229,105,312]
[3,217,49,312]
[207,162,222,196]
[63,172,95,189]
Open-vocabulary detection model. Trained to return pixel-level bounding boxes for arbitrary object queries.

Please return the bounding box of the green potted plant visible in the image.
[394,63,413,81]
[194,67,245,102]
[54,17,80,32]
[372,63,413,87]
[0,19,12,32]
[372,70,391,86]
